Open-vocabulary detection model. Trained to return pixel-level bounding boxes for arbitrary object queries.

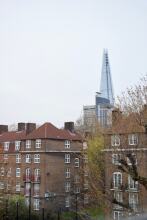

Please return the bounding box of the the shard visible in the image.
[100,49,114,106]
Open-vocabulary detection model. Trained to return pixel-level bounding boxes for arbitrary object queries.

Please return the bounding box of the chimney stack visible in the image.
[64,122,74,133]
[18,123,26,131]
[26,123,36,134]
[0,125,8,134]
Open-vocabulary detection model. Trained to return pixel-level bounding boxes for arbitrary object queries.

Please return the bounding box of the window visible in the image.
[65,168,70,178]
[127,153,137,165]
[16,154,21,163]
[74,175,80,184]
[16,168,20,177]
[33,198,40,210]
[128,134,138,145]
[4,142,10,151]
[34,169,40,182]
[84,194,89,204]
[128,175,138,190]
[1,167,4,176]
[7,168,12,177]
[84,180,88,190]
[113,172,122,189]
[75,158,80,167]
[25,183,31,196]
[15,141,21,151]
[65,140,70,149]
[4,154,8,161]
[74,186,80,194]
[35,139,41,148]
[26,140,31,149]
[65,197,70,207]
[113,211,123,220]
[25,168,31,181]
[16,183,21,192]
[83,154,88,163]
[34,154,40,163]
[84,169,88,176]
[112,154,121,165]
[65,182,70,192]
[34,184,40,196]
[114,192,123,209]
[25,198,30,207]
[0,182,4,189]
[83,142,88,150]
[129,193,138,211]
[26,154,31,163]
[111,135,120,146]
[65,154,70,163]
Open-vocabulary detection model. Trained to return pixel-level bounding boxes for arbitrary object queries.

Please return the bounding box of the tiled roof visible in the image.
[0,123,82,142]
[0,131,26,142]
[26,123,82,141]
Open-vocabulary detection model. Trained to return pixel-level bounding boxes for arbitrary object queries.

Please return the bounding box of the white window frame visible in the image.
[34,154,40,163]
[84,180,88,190]
[112,154,121,165]
[16,168,21,177]
[15,141,21,151]
[74,186,80,194]
[84,194,89,204]
[113,211,123,220]
[4,142,10,151]
[65,140,70,149]
[7,168,12,177]
[65,182,70,192]
[33,198,40,210]
[113,172,122,189]
[4,154,8,161]
[129,193,138,211]
[111,135,120,146]
[128,175,138,190]
[83,154,88,163]
[128,134,138,145]
[35,139,41,148]
[26,140,31,149]
[16,154,21,163]
[65,197,70,207]
[0,182,4,189]
[65,168,70,178]
[34,183,40,196]
[1,167,4,176]
[65,154,70,164]
[16,183,21,192]
[74,175,80,184]
[26,154,31,163]
[75,158,80,167]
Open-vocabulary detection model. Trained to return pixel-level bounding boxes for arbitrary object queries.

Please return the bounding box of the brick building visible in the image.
[104,108,147,220]
[0,122,88,214]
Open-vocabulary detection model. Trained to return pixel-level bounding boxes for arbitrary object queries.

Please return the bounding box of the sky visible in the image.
[0,0,147,127]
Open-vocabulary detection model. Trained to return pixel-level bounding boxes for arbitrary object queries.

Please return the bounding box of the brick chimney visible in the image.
[26,123,36,134]
[18,123,26,131]
[0,125,8,134]
[112,108,122,126]
[64,122,74,133]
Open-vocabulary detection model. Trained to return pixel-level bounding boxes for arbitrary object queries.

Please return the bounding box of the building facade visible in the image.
[0,122,88,216]
[104,108,147,220]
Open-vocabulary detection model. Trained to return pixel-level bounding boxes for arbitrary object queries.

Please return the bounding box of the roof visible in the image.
[26,123,82,141]
[0,123,82,142]
[0,131,26,142]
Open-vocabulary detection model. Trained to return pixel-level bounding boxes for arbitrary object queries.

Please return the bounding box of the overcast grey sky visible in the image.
[0,0,147,127]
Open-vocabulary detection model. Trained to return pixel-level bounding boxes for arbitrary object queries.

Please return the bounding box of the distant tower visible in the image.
[83,49,115,129]
[95,49,115,127]
[100,49,114,105]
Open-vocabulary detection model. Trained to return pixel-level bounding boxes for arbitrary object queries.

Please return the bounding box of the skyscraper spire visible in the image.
[100,49,114,106]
